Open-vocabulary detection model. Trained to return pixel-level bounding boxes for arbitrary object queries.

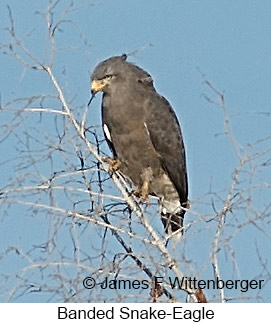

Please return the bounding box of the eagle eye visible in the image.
[104,74,114,80]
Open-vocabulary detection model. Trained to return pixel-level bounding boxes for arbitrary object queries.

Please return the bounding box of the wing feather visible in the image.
[144,94,188,204]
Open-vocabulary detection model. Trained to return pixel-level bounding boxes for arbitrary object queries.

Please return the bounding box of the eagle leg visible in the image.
[141,180,150,202]
[102,156,121,172]
[135,167,154,204]
[133,182,150,204]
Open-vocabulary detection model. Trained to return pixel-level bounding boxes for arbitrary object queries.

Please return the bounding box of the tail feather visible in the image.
[161,211,184,235]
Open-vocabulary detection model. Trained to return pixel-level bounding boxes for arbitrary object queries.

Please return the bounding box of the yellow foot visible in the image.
[141,180,149,201]
[134,181,150,204]
[102,157,121,171]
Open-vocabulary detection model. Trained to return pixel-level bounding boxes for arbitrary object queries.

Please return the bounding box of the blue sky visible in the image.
[1,0,270,302]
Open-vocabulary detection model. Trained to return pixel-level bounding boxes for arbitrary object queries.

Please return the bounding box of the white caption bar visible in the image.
[1,303,269,322]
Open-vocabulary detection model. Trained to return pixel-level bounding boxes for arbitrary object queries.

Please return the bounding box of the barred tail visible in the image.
[161,210,184,236]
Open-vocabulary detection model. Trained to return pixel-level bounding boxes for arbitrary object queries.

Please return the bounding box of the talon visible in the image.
[134,181,150,204]
[102,157,121,171]
[141,180,149,202]
[134,167,153,204]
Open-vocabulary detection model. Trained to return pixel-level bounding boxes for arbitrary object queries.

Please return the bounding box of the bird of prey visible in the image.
[91,54,188,237]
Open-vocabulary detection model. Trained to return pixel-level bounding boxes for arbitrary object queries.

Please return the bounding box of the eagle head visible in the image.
[91,54,127,94]
[91,54,153,95]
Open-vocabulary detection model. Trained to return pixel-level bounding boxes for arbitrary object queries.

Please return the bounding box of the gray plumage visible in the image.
[91,55,188,236]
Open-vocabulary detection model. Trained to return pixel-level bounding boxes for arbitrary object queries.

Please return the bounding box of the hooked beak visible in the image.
[91,79,107,94]
[89,79,106,106]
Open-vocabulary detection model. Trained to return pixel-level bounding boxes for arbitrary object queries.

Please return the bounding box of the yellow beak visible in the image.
[91,79,107,93]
